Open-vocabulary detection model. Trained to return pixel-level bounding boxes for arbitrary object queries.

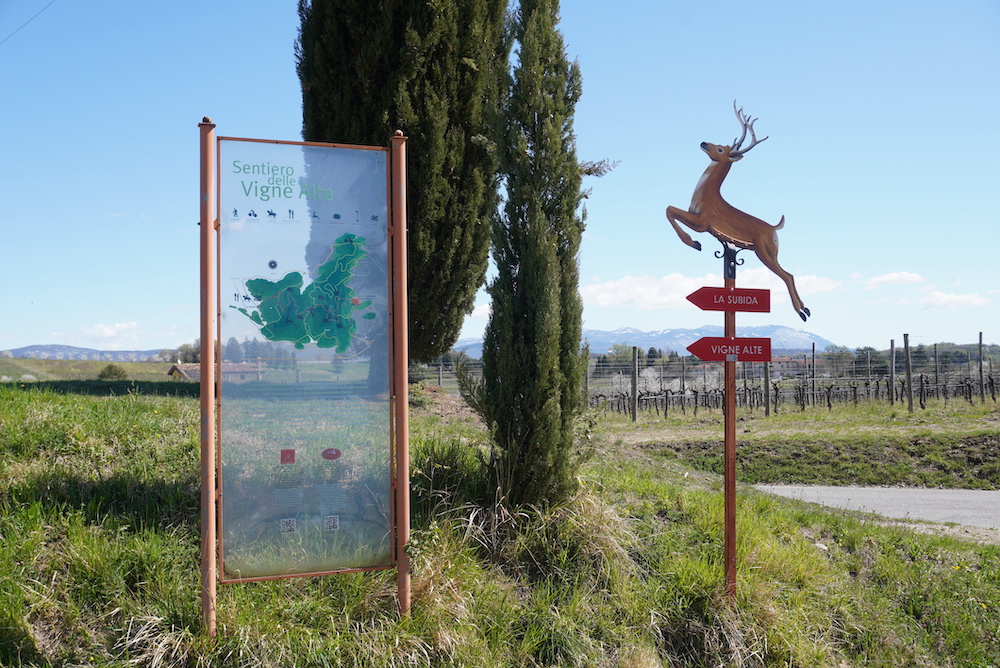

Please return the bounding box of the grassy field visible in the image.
[1,382,998,666]
[607,399,1000,489]
[0,358,174,383]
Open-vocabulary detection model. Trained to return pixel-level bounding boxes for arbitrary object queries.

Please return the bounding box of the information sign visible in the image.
[686,336,772,362]
[217,138,393,580]
[686,286,770,312]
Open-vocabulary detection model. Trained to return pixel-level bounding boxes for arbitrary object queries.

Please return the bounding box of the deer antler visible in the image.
[731,101,768,156]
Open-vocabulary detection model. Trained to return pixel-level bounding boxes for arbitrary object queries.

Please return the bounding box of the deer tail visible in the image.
[774,215,785,230]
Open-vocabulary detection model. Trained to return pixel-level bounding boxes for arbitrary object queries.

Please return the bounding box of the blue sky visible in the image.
[2,0,997,353]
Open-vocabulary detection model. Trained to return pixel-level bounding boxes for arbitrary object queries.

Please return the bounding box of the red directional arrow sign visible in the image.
[687,286,770,312]
[687,337,772,362]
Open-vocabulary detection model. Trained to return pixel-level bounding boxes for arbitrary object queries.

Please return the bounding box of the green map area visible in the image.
[234,233,376,353]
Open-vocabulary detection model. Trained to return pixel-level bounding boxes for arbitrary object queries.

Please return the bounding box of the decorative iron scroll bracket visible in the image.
[715,240,745,280]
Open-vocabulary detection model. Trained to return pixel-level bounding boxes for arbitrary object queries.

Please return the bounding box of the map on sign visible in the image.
[232,233,376,353]
[217,138,393,580]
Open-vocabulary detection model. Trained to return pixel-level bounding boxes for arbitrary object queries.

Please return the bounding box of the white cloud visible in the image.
[78,322,141,348]
[469,303,491,319]
[863,272,924,290]
[579,273,716,310]
[579,270,841,311]
[794,274,842,296]
[913,291,990,310]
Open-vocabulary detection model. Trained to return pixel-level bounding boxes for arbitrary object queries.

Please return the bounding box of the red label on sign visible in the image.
[280,449,296,464]
[686,286,771,313]
[321,448,342,460]
[686,337,772,362]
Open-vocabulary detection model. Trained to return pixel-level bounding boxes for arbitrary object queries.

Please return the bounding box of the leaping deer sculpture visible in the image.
[667,102,810,321]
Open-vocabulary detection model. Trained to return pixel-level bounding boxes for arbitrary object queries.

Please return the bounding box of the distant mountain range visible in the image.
[1,345,165,362]
[3,325,837,363]
[453,326,836,359]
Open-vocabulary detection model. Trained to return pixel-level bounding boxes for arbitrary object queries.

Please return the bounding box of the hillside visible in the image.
[2,344,164,362]
[453,325,836,359]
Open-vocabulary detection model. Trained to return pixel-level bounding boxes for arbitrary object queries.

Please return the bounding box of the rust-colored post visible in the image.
[630,346,639,422]
[722,245,738,598]
[198,117,218,637]
[979,332,985,403]
[390,131,411,615]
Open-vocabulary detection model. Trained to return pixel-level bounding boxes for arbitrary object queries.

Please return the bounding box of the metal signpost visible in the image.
[686,244,771,597]
[199,119,410,635]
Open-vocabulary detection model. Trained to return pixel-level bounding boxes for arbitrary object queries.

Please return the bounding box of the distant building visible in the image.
[769,356,813,379]
[167,361,263,384]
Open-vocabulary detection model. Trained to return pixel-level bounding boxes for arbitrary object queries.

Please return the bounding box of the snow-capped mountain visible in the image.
[452,326,836,359]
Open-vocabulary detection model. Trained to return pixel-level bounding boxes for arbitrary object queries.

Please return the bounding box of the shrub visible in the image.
[97,364,128,381]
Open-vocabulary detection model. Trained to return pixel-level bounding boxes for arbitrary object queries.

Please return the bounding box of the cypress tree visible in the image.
[295,0,507,362]
[471,0,587,508]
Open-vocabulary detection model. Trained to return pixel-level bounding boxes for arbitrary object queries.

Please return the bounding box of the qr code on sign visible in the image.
[279,518,296,534]
[324,515,340,531]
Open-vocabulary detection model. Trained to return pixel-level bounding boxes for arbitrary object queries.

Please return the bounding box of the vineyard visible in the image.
[416,338,999,416]
[586,361,997,416]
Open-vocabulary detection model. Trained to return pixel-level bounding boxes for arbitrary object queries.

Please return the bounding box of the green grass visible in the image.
[0,359,175,382]
[1,384,999,666]
[603,398,1000,488]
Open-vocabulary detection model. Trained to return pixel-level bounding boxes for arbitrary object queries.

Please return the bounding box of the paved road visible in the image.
[756,485,1000,530]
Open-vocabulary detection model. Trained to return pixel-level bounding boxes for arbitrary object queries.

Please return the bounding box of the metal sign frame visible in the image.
[198,119,409,636]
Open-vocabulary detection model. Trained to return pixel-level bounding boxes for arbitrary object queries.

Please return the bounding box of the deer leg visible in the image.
[666,206,707,251]
[753,238,810,321]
